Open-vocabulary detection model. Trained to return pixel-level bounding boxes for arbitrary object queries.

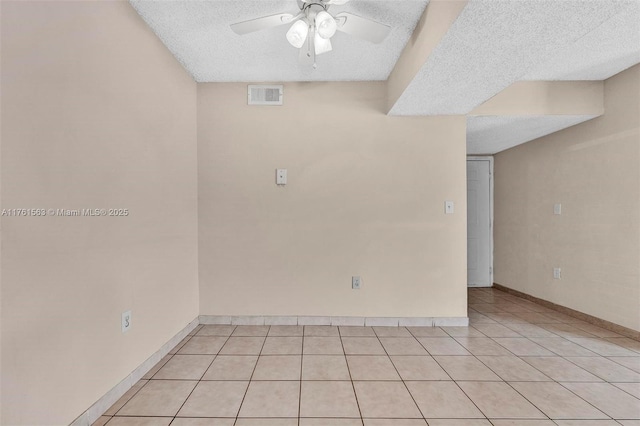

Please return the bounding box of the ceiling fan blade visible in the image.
[230,13,295,35]
[334,12,391,43]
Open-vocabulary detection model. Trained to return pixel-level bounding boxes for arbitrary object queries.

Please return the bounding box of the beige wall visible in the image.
[470,81,604,116]
[0,2,199,424]
[198,82,468,318]
[387,0,468,113]
[494,64,640,331]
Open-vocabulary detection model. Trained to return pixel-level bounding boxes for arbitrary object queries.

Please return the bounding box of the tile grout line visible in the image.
[338,326,365,425]
[112,378,618,382]
[110,332,192,418]
[373,326,428,421]
[609,382,640,400]
[469,291,617,422]
[470,344,557,384]
[451,303,561,422]
[298,326,304,426]
[422,331,493,422]
[110,328,198,420]
[536,339,637,383]
[476,302,608,422]
[170,326,235,422]
[233,325,268,425]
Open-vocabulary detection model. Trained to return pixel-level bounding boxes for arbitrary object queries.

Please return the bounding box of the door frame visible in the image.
[467,156,494,287]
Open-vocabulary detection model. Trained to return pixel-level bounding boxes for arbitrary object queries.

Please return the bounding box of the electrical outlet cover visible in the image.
[122,310,132,333]
[276,169,287,185]
[352,276,362,289]
[445,201,455,214]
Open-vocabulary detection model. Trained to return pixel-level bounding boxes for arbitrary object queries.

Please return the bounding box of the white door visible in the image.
[467,158,492,287]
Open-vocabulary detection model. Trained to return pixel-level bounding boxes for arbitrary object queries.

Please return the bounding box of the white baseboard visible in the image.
[265,316,298,325]
[70,317,199,426]
[199,315,469,327]
[331,316,365,326]
[433,317,470,326]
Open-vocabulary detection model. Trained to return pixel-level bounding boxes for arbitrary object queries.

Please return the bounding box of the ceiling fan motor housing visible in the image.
[300,2,328,21]
[297,0,332,11]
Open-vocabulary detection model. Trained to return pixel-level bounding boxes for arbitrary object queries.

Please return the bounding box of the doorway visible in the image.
[467,157,493,287]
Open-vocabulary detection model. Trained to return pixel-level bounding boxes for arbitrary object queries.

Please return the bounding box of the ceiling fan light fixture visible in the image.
[314,31,332,55]
[286,19,309,48]
[315,11,337,39]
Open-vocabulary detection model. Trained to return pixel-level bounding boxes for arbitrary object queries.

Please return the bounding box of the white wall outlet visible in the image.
[445,201,455,214]
[554,203,562,215]
[122,310,132,333]
[553,268,562,280]
[352,276,362,289]
[276,169,287,185]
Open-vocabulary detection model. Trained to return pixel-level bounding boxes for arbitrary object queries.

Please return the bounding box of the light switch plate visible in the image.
[276,169,287,185]
[553,268,562,280]
[554,203,562,215]
[445,201,455,214]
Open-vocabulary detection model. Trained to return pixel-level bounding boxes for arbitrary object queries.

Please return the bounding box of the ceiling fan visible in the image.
[230,0,391,67]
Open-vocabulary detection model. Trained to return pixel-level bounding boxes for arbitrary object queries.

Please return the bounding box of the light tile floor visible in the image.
[95,288,640,425]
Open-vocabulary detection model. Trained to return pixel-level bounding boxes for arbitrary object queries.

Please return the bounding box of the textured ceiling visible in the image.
[130,0,639,153]
[522,1,640,80]
[129,0,428,82]
[389,0,637,116]
[466,115,600,155]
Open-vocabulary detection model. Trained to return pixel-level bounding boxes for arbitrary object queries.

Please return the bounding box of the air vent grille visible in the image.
[248,85,283,106]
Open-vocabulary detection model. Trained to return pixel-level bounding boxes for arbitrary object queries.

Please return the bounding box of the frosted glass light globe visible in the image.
[316,11,337,39]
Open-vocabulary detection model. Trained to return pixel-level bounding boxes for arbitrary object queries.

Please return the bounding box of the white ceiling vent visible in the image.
[248,85,283,106]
